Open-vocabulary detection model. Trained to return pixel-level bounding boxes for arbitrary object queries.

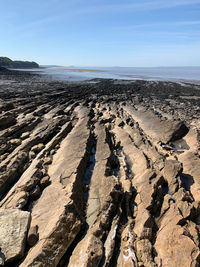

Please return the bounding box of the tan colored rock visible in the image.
[112,124,148,176]
[0,151,28,196]
[68,234,103,267]
[31,143,45,153]
[40,175,50,187]
[4,190,29,209]
[21,131,30,140]
[155,204,200,266]
[124,106,189,143]
[103,214,120,266]
[135,239,155,266]
[43,157,52,165]
[29,150,36,160]
[123,123,165,171]
[86,123,111,228]
[19,106,91,266]
[68,175,121,267]
[68,122,122,267]
[162,159,182,181]
[178,151,200,202]
[9,138,22,146]
[182,128,199,152]
[162,159,182,194]
[0,209,31,263]
[0,121,72,209]
[1,89,200,267]
[133,203,153,239]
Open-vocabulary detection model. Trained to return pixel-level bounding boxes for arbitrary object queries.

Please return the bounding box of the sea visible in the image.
[13,66,200,84]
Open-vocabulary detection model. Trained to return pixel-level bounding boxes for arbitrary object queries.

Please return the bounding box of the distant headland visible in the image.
[0,57,39,68]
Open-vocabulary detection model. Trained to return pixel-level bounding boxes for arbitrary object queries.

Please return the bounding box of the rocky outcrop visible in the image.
[0,209,31,263]
[124,106,189,143]
[1,72,200,266]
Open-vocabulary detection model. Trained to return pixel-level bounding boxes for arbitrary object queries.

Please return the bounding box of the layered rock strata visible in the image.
[1,71,200,266]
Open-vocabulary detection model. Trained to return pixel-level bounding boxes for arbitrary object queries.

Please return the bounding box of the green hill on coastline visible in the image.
[0,57,39,68]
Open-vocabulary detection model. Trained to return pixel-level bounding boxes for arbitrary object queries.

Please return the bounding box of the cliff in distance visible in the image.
[0,57,39,68]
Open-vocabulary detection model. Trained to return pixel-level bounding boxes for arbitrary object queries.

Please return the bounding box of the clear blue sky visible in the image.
[1,0,200,67]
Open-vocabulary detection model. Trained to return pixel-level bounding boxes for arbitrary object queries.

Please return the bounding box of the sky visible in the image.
[1,0,200,67]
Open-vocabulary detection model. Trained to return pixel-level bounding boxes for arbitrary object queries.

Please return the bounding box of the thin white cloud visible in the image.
[174,20,200,25]
[127,0,200,10]
[110,20,200,32]
[79,0,200,13]
[24,0,200,21]
[6,0,200,37]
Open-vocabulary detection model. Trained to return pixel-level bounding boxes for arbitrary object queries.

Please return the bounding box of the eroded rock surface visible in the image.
[1,69,200,266]
[0,208,31,263]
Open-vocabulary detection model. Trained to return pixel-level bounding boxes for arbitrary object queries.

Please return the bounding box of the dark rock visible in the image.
[170,122,189,142]
[30,186,40,199]
[27,226,39,247]
[40,176,51,188]
[0,113,16,129]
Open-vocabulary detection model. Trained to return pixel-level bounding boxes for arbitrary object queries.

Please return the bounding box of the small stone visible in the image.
[36,161,43,169]
[4,153,9,158]
[83,184,89,192]
[27,226,39,247]
[123,249,129,257]
[50,149,56,155]
[9,139,21,146]
[31,144,44,153]
[29,151,36,160]
[43,157,52,165]
[162,144,173,151]
[34,170,43,179]
[16,198,28,209]
[40,176,50,187]
[16,192,29,209]
[30,186,41,199]
[21,132,30,140]
[41,168,47,176]
[118,121,125,127]
[23,179,37,191]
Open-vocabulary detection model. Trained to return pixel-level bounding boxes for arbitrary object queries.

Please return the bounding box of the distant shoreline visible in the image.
[58,68,107,72]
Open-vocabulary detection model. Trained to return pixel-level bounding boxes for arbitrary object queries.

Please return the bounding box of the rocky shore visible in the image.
[1,68,200,266]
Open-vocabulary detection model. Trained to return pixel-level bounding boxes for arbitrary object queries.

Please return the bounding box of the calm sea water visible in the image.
[14,66,200,83]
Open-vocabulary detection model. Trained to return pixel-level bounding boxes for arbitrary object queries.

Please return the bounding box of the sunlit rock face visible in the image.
[0,68,200,266]
[0,209,31,263]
